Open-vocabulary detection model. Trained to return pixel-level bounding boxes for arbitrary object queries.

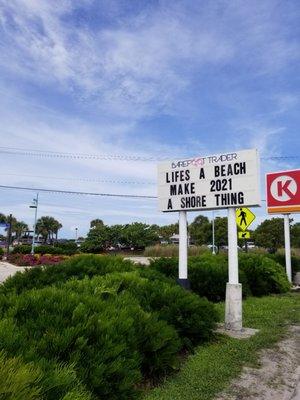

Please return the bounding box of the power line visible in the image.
[0,146,167,161]
[0,184,157,199]
[0,173,154,185]
[0,146,299,162]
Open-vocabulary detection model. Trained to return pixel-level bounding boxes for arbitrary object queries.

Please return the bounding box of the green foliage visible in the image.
[144,244,209,257]
[67,272,218,348]
[156,223,179,242]
[0,351,42,400]
[189,215,212,245]
[291,222,300,248]
[0,247,4,256]
[150,254,290,300]
[239,254,291,296]
[1,254,135,295]
[11,245,32,254]
[80,224,111,252]
[253,218,285,251]
[81,222,159,253]
[12,243,78,256]
[266,253,300,275]
[36,216,63,244]
[214,217,228,247]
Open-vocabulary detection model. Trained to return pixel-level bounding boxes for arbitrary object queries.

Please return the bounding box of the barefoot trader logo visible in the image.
[171,152,238,169]
[158,149,260,212]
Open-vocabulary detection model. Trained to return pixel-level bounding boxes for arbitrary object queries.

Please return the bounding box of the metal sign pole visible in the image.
[283,214,292,283]
[225,207,242,331]
[178,211,190,289]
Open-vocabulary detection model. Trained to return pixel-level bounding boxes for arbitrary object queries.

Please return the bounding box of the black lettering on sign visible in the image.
[180,196,207,209]
[167,199,173,210]
[166,170,191,183]
[199,168,205,179]
[170,183,195,196]
[170,185,177,196]
[210,178,232,192]
[214,192,244,206]
[214,162,247,177]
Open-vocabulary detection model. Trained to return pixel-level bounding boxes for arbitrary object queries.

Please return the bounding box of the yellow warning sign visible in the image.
[236,207,256,231]
[238,231,251,239]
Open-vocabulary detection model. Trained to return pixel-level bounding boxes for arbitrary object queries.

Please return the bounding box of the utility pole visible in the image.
[212,211,216,255]
[5,214,12,258]
[30,193,39,255]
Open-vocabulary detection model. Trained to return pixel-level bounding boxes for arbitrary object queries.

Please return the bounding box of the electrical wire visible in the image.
[0,184,157,199]
[0,146,299,162]
[0,173,155,185]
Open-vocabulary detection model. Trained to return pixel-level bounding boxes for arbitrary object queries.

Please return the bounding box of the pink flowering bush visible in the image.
[7,253,68,266]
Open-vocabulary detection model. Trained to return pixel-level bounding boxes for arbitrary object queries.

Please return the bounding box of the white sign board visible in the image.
[158,149,260,212]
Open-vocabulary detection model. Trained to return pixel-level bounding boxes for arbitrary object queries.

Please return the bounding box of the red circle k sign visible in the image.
[266,170,300,214]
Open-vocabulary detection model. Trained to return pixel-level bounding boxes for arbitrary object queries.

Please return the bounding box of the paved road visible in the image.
[0,261,27,283]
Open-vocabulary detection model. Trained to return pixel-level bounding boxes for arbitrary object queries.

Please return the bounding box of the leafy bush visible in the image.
[0,286,180,399]
[266,253,300,275]
[150,255,249,301]
[64,272,219,348]
[150,253,290,300]
[0,247,4,257]
[54,241,78,255]
[144,244,209,257]
[0,351,42,400]
[11,245,32,254]
[1,254,135,295]
[12,244,78,256]
[239,254,291,296]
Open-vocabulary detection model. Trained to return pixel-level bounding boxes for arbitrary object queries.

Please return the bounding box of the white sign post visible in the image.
[283,214,292,283]
[158,149,260,331]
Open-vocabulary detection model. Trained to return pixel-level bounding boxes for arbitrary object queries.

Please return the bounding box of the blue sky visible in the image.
[0,0,299,238]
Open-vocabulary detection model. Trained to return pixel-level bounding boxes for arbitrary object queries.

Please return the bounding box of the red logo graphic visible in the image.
[266,170,300,214]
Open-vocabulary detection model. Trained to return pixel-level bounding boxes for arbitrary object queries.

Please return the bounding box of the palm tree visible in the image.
[13,221,29,242]
[36,216,63,244]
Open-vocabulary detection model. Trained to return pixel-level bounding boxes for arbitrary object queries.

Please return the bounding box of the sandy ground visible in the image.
[0,261,27,283]
[216,325,300,400]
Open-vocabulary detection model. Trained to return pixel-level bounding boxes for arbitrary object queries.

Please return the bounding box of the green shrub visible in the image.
[150,255,250,301]
[150,253,290,300]
[0,247,4,257]
[144,244,210,257]
[0,351,42,400]
[54,241,78,255]
[0,285,180,399]
[239,254,291,296]
[266,253,300,276]
[12,244,78,256]
[1,254,135,295]
[65,272,219,348]
[11,245,32,254]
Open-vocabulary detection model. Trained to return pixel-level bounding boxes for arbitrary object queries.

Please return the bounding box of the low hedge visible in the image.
[64,272,218,348]
[12,244,78,256]
[150,253,290,300]
[1,254,135,295]
[239,254,291,296]
[0,266,219,399]
[266,253,300,276]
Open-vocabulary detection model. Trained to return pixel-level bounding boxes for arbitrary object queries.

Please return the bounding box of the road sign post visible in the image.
[283,214,292,283]
[225,207,242,330]
[178,211,189,289]
[266,170,300,283]
[158,149,260,332]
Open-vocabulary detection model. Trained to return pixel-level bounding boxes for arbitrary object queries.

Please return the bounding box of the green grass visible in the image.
[144,293,300,400]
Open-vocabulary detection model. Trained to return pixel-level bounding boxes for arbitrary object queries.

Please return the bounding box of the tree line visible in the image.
[1,213,299,252]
